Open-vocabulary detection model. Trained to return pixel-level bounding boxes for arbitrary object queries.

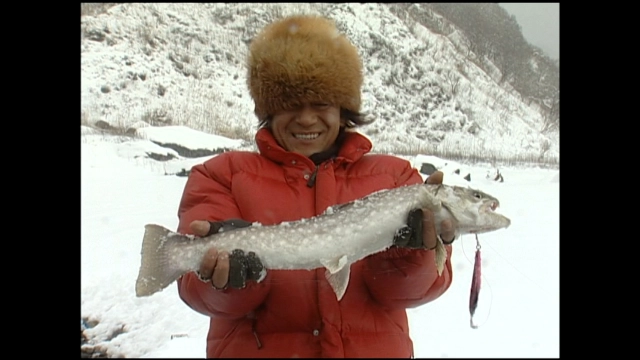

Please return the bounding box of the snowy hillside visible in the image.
[81,3,559,165]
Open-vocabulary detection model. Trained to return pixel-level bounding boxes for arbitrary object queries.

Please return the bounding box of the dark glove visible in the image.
[205,219,266,289]
[393,208,426,249]
[393,208,457,249]
[229,249,265,289]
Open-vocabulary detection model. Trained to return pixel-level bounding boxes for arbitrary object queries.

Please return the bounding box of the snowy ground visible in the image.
[80,126,559,358]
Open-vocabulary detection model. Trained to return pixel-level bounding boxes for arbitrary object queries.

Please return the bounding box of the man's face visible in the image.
[270,102,342,157]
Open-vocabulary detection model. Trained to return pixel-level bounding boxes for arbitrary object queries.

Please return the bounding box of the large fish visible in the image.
[135,183,510,300]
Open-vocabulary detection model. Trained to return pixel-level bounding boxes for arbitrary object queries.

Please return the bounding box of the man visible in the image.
[176,14,455,358]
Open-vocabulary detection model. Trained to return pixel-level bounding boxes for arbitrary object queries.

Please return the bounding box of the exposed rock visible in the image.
[145,152,176,161]
[419,163,437,176]
[151,141,228,158]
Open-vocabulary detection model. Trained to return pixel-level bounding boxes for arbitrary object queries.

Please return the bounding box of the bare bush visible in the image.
[442,69,461,96]
[81,111,90,126]
[81,3,119,17]
[538,139,551,162]
[142,108,173,126]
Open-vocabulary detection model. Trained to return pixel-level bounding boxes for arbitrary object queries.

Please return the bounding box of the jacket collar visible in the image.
[255,128,372,167]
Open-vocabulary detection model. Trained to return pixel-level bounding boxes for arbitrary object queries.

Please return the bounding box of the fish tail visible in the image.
[135,224,184,297]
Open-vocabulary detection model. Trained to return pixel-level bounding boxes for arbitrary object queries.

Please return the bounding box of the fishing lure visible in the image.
[469,234,481,329]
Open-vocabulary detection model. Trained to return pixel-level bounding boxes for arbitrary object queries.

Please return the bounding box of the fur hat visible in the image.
[247,15,363,122]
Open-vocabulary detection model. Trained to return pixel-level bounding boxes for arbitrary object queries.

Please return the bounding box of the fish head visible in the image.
[440,186,511,235]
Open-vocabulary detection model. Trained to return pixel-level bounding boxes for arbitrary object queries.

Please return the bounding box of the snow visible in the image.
[81,126,559,358]
[136,125,244,150]
[81,3,559,164]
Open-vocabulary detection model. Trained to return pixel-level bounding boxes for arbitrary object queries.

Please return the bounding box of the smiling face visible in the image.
[270,102,343,157]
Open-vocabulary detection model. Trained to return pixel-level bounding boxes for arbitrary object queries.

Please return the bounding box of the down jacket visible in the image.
[176,128,453,358]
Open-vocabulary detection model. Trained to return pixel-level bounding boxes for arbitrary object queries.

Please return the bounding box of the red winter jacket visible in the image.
[176,128,453,358]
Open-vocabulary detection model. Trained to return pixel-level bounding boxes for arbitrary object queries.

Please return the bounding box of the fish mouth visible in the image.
[480,200,511,229]
[482,200,500,213]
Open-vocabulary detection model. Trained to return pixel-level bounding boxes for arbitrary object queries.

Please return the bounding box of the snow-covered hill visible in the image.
[81,3,558,165]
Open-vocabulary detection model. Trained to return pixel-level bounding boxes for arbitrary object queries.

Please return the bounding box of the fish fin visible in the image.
[135,224,187,297]
[434,238,447,276]
[325,265,351,301]
[321,255,349,274]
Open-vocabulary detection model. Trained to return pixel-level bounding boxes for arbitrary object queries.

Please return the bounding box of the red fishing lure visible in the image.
[469,234,481,329]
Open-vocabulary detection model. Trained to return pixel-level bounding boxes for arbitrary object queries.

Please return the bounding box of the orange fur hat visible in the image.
[247,15,363,122]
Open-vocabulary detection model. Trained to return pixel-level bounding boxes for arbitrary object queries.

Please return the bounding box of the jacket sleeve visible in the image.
[175,155,271,318]
[362,162,453,309]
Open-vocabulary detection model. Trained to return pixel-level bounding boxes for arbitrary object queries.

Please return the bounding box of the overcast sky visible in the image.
[499,3,559,60]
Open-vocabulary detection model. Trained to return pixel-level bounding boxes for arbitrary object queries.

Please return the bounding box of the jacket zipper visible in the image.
[306,165,319,188]
[252,329,262,349]
[252,317,262,349]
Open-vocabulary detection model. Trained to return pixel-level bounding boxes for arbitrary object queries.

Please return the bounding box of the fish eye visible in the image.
[473,192,482,199]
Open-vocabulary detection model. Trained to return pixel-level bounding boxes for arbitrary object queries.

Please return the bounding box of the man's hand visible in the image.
[189,219,264,290]
[190,220,231,289]
[393,171,456,250]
